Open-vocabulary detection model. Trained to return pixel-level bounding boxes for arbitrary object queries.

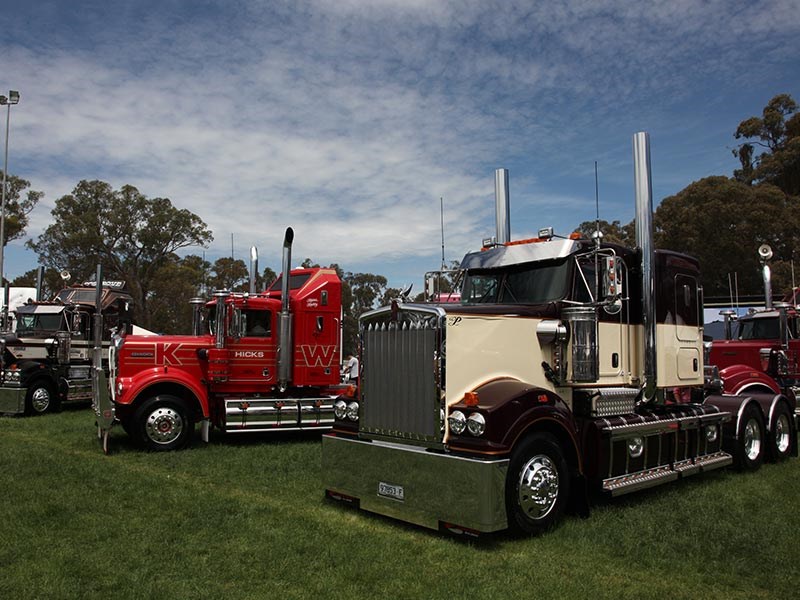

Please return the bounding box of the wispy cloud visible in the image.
[2,0,798,283]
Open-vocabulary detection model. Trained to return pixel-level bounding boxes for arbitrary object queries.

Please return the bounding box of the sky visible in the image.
[1,0,799,292]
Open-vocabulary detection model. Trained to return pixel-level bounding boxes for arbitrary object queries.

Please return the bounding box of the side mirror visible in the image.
[601,256,623,315]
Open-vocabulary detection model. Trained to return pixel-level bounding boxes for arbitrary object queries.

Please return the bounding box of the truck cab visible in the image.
[0,282,133,415]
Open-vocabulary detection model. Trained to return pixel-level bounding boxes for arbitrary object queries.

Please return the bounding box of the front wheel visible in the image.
[24,380,58,415]
[505,432,570,536]
[133,395,194,451]
[768,402,794,462]
[734,403,765,471]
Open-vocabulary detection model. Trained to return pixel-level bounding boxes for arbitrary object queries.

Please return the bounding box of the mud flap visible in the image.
[92,364,115,455]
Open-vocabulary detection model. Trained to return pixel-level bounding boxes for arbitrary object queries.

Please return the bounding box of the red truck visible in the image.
[94,228,351,451]
[708,246,800,398]
[322,133,798,537]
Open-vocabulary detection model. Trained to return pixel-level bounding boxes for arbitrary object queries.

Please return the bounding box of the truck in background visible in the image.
[322,133,797,537]
[0,278,133,415]
[94,228,353,452]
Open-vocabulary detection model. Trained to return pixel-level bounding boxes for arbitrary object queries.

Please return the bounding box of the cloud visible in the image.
[2,0,798,285]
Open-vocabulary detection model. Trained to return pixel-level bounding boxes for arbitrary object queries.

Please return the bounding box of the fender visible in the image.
[447,377,581,469]
[118,366,210,417]
[718,363,780,395]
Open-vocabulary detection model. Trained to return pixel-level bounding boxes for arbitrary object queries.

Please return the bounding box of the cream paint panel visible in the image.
[656,323,703,387]
[446,315,641,406]
[446,314,556,407]
[596,321,634,385]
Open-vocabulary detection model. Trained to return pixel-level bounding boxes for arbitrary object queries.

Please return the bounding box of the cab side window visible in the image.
[244,310,271,337]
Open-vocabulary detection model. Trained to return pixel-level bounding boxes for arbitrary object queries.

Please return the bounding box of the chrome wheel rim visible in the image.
[775,414,791,454]
[743,418,762,461]
[145,407,184,445]
[518,454,559,521]
[31,387,51,413]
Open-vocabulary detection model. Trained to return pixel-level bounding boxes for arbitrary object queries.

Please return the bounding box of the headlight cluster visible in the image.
[3,369,21,385]
[334,399,359,421]
[447,410,486,437]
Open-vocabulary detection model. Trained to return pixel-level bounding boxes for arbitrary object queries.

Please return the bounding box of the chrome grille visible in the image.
[360,304,445,444]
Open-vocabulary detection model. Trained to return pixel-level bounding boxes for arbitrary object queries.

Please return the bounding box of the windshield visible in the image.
[16,313,66,336]
[737,315,796,340]
[462,259,570,304]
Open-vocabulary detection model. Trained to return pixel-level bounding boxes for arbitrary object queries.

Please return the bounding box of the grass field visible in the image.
[1,406,798,600]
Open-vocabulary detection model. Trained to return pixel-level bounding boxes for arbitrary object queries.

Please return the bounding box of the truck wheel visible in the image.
[767,402,793,462]
[133,395,194,451]
[25,381,58,415]
[505,432,570,536]
[734,404,764,471]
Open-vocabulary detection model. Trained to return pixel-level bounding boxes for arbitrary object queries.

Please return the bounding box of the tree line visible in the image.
[3,93,798,347]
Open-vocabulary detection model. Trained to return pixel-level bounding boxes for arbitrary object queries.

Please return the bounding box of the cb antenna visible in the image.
[594,161,601,248]
[440,197,446,271]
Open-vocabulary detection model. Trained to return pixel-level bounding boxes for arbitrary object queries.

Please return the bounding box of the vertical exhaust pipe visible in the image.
[35,266,44,301]
[758,244,774,310]
[633,132,657,402]
[278,227,294,391]
[495,168,510,245]
[249,246,258,295]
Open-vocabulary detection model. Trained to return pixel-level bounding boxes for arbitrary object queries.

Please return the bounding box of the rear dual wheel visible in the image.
[735,404,764,471]
[768,402,794,462]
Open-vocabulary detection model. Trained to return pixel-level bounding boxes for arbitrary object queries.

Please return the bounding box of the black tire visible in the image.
[734,403,765,471]
[132,395,194,451]
[767,402,794,462]
[505,432,570,536]
[24,380,58,415]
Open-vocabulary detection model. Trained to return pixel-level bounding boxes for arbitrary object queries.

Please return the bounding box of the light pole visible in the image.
[0,90,20,290]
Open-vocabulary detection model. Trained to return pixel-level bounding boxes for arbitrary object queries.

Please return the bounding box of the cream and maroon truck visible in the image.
[322,133,798,536]
[94,228,352,452]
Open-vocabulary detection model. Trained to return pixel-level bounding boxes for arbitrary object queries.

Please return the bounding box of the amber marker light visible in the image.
[464,392,479,406]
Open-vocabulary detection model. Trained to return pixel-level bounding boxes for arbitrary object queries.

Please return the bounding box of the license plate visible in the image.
[378,481,405,501]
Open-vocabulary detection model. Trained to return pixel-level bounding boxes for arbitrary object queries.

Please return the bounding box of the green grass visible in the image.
[1,407,798,600]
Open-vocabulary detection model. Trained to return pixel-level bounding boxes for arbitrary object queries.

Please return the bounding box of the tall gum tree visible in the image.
[28,180,212,329]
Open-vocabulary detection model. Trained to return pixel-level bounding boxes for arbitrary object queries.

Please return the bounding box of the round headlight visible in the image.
[627,436,644,458]
[448,410,466,435]
[705,424,719,443]
[467,412,486,437]
[334,399,348,420]
[346,401,359,421]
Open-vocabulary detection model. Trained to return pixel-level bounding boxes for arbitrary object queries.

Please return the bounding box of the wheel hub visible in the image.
[775,414,791,454]
[145,407,184,444]
[518,454,559,520]
[31,387,51,413]
[743,418,762,461]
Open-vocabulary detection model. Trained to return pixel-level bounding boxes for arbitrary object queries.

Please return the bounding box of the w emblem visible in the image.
[300,345,336,367]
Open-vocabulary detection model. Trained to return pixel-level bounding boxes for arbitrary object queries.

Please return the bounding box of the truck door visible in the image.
[226,308,277,388]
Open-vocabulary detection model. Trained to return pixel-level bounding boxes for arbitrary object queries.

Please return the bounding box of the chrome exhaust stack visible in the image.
[278,227,295,391]
[633,132,657,402]
[249,246,259,295]
[494,168,510,245]
[758,244,774,310]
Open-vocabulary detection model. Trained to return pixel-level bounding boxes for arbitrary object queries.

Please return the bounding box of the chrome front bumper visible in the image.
[322,434,509,533]
[0,386,25,414]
